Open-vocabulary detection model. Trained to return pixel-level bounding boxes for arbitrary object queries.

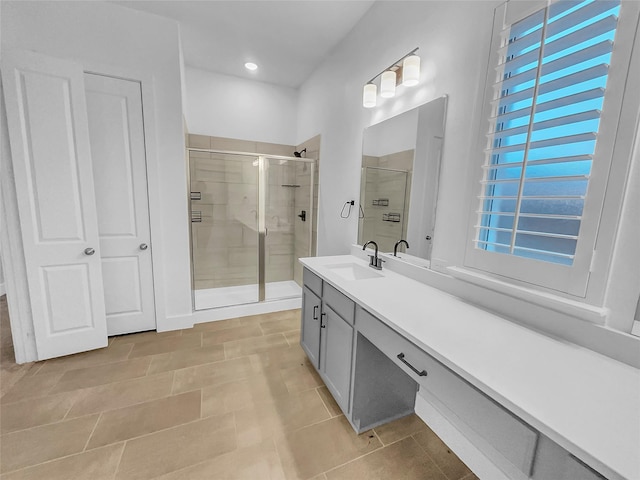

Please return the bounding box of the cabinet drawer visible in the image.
[356,306,538,477]
[323,283,355,325]
[303,268,323,296]
[356,306,434,384]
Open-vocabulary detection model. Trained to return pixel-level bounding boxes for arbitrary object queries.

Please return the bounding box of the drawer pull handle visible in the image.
[320,312,326,328]
[397,353,427,377]
[313,305,319,321]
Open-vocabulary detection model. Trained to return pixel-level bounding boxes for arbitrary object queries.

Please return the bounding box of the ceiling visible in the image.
[114,1,375,88]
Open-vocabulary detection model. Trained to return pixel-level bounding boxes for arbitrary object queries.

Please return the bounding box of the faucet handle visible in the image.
[369,255,384,270]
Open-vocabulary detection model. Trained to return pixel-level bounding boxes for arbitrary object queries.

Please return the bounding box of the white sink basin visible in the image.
[325,263,383,281]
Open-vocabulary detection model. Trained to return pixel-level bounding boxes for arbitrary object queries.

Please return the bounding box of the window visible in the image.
[465,0,637,296]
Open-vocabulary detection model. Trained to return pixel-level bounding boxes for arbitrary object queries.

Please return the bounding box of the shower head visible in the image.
[293,148,306,158]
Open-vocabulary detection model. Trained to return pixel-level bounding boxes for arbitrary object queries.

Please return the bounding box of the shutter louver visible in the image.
[476,0,620,265]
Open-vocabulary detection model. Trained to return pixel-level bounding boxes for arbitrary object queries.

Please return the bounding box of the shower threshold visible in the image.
[194,280,301,310]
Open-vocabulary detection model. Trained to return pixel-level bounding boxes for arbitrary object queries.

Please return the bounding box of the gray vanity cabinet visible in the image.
[301,268,355,415]
[300,264,614,480]
[301,285,321,368]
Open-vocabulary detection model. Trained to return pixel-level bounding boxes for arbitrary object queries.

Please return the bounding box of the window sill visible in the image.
[447,266,609,325]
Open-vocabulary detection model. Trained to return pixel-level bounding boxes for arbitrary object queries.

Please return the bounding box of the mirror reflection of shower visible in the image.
[358,162,412,253]
[188,148,315,311]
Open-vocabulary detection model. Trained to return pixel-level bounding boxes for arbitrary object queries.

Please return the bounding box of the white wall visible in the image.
[0,172,3,292]
[186,67,298,145]
[296,1,640,365]
[0,247,4,296]
[1,1,193,339]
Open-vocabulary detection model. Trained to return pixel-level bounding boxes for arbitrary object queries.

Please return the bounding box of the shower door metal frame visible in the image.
[258,156,267,301]
[187,148,315,308]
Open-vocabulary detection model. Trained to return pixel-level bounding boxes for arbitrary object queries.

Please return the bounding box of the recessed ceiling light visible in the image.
[244,62,258,71]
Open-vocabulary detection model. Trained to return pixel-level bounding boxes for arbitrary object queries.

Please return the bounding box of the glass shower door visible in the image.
[263,156,315,301]
[190,151,259,310]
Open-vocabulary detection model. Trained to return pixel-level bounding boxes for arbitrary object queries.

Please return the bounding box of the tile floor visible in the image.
[0,296,477,479]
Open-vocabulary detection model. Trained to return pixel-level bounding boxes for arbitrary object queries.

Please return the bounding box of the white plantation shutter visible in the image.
[465,0,638,296]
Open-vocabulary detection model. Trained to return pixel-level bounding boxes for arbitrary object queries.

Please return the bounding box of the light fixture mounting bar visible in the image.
[367,47,419,84]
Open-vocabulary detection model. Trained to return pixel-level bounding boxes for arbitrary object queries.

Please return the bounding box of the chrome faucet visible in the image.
[362,241,384,270]
[393,239,409,257]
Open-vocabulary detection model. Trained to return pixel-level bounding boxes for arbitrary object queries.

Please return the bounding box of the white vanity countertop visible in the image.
[300,255,640,480]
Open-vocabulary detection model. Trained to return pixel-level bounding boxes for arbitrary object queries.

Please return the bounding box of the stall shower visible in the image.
[188,149,314,310]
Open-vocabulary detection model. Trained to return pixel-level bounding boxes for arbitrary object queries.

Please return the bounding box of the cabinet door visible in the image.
[320,304,354,414]
[301,286,321,368]
[1,49,107,359]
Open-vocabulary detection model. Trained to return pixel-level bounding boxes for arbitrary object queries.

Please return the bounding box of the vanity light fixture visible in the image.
[362,47,420,108]
[363,83,377,108]
[244,62,258,71]
[402,55,420,86]
[380,71,396,98]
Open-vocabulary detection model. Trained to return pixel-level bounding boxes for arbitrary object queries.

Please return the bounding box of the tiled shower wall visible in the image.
[359,149,414,252]
[188,134,319,290]
[293,135,321,286]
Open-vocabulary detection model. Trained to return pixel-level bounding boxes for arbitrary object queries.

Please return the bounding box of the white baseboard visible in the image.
[191,297,301,325]
[157,297,302,332]
[415,390,510,480]
[0,282,5,296]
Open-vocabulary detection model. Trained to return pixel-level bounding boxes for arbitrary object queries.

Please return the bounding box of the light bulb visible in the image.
[380,70,396,98]
[244,62,258,71]
[363,83,377,108]
[402,55,420,86]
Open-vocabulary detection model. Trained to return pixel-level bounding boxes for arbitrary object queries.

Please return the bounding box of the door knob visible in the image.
[139,243,148,251]
[84,247,95,256]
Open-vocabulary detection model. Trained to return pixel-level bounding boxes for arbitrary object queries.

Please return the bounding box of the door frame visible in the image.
[0,84,38,363]
[83,63,165,332]
[1,59,167,362]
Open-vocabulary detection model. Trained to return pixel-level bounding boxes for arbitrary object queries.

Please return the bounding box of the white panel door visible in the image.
[1,50,107,360]
[84,74,156,336]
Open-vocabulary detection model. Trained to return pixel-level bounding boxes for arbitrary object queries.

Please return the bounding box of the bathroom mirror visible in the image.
[358,95,447,265]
